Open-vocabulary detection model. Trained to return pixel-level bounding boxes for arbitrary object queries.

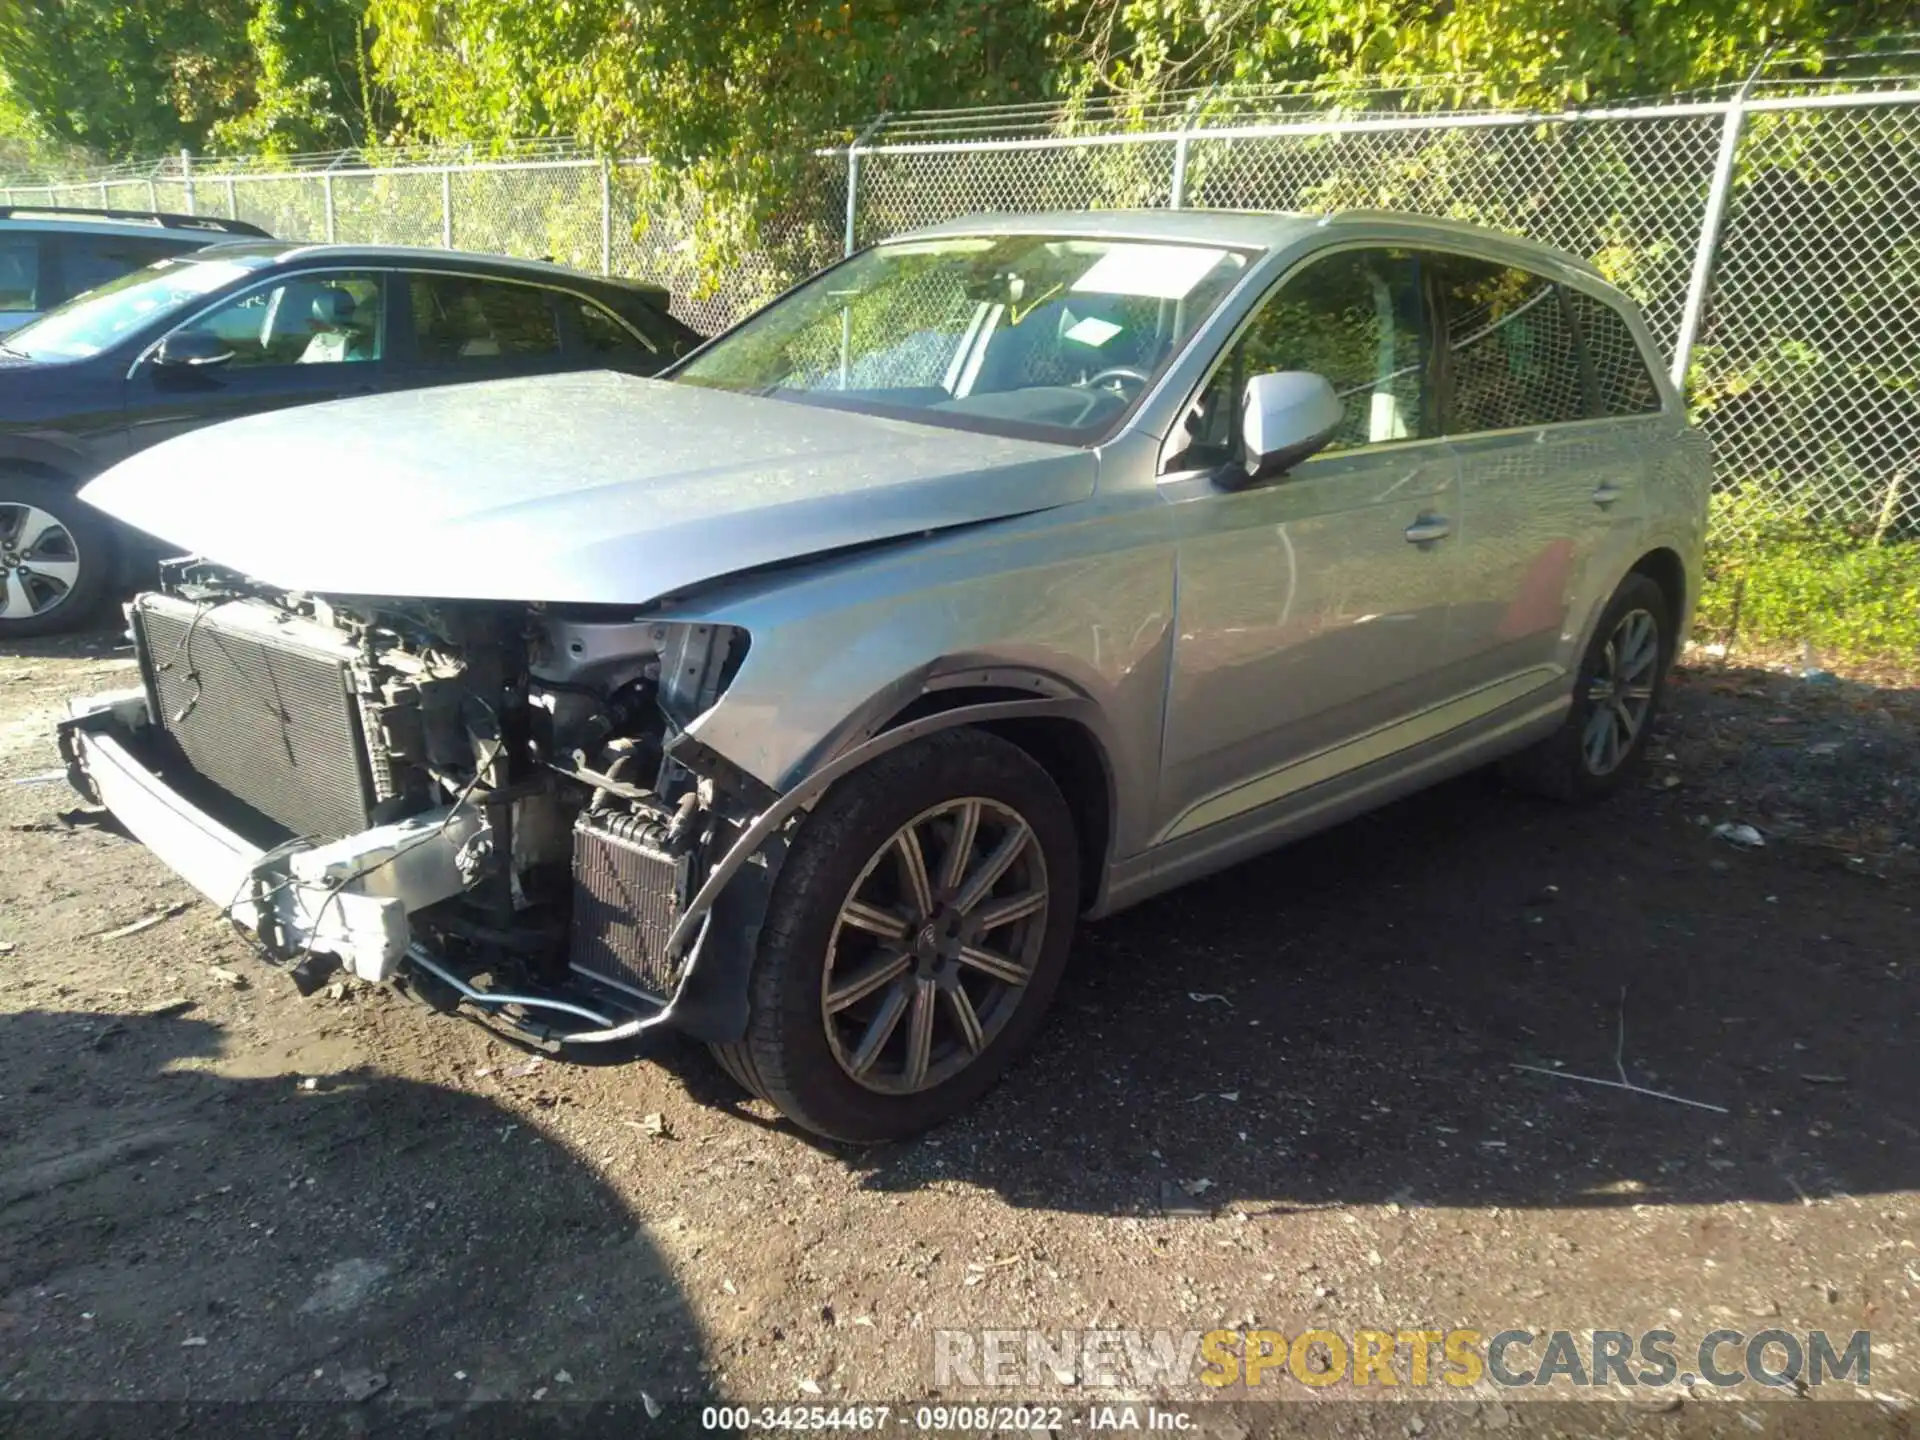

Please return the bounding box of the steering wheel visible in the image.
[1083,365,1152,397]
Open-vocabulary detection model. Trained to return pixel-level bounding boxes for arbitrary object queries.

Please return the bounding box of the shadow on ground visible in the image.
[0,1007,706,1428]
[815,664,1919,1217]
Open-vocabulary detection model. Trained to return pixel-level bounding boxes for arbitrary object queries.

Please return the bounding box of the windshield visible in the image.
[5,255,264,361]
[675,234,1253,443]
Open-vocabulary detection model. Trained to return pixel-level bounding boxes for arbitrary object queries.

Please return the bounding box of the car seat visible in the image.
[298,288,376,364]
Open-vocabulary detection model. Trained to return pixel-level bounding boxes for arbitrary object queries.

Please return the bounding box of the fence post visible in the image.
[322,153,339,243]
[1169,89,1211,208]
[1670,63,1767,394]
[601,159,613,275]
[146,178,158,211]
[843,114,888,257]
[180,151,195,213]
[226,177,238,219]
[441,168,454,248]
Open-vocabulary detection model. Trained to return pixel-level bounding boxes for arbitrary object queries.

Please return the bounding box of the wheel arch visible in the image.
[871,679,1118,915]
[1629,546,1689,639]
[0,448,86,488]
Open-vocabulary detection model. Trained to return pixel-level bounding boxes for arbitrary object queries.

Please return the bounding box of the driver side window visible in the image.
[170,272,384,367]
[1172,248,1435,471]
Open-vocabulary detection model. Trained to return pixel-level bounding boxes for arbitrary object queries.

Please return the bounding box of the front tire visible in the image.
[1502,571,1674,801]
[0,473,114,638]
[712,728,1079,1143]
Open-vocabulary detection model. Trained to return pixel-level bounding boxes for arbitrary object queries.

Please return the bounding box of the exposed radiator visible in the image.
[132,594,392,840]
[570,810,686,1001]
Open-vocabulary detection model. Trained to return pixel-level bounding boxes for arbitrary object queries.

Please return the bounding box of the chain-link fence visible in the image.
[7,85,1920,540]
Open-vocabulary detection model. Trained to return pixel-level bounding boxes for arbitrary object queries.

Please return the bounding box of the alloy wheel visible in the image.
[821,796,1050,1095]
[0,503,82,620]
[1582,607,1660,776]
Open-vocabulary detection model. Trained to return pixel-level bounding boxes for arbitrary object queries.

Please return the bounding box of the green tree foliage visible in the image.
[0,0,387,163]
[368,0,1058,220]
[209,0,392,154]
[1063,0,1920,107]
[352,0,1915,279]
[366,0,1062,289]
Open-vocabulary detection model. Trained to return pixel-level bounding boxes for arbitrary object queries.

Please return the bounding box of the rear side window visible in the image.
[1433,256,1586,433]
[0,236,37,312]
[411,275,560,363]
[1565,288,1664,415]
[58,234,192,301]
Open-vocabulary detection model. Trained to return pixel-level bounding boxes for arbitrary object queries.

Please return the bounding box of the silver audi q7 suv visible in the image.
[62,210,1709,1141]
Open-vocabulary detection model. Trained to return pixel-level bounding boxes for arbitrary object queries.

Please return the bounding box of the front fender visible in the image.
[667,694,1105,1043]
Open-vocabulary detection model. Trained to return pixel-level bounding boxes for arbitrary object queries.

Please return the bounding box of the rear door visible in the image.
[1431,254,1651,697]
[124,268,395,455]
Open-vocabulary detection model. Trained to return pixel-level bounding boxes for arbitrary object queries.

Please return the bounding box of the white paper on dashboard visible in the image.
[1071,244,1229,300]
[1063,315,1124,346]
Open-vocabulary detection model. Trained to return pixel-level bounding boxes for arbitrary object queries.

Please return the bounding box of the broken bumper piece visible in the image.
[59,690,481,985]
[57,690,688,1046]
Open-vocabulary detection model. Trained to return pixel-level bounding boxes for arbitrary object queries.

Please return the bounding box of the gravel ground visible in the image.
[0,626,1915,1439]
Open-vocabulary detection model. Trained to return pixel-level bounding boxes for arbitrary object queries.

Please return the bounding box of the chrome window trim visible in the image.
[126,263,655,379]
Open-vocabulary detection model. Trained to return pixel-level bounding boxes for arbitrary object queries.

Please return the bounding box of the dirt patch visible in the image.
[1,626,1915,1435]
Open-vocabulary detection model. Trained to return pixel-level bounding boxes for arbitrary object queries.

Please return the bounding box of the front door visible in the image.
[1155,246,1464,843]
[124,269,393,456]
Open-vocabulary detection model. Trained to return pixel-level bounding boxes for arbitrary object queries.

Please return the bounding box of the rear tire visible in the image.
[711,728,1079,1143]
[1502,571,1673,801]
[0,473,115,638]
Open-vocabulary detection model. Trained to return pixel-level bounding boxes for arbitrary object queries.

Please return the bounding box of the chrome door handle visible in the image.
[1591,483,1625,508]
[1404,515,1452,544]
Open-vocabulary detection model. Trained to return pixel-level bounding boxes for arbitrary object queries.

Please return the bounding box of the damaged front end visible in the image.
[59,560,786,1049]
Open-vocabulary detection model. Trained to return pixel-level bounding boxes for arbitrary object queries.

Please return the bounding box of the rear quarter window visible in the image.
[574,298,658,360]
[1566,288,1665,416]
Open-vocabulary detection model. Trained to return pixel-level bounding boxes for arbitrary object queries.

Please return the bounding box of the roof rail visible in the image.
[1317,208,1606,276]
[0,205,270,238]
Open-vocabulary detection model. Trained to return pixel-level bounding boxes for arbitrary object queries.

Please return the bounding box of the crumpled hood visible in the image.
[81,371,1096,604]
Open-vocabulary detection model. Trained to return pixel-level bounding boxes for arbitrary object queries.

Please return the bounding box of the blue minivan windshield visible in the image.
[7,255,264,361]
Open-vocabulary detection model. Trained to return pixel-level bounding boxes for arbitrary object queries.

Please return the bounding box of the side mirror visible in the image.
[1232,371,1344,485]
[153,329,234,370]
